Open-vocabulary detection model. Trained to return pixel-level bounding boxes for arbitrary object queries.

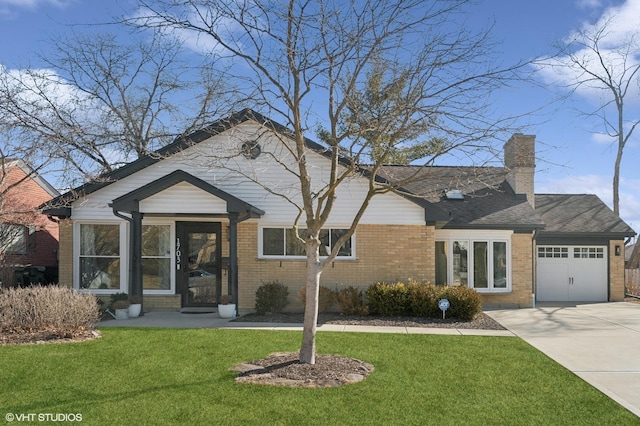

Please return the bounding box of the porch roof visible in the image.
[110,169,265,218]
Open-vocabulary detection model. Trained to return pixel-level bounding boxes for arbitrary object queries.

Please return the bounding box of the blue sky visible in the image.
[0,0,638,235]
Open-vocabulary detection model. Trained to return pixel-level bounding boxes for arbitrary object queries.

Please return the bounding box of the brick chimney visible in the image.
[504,134,535,208]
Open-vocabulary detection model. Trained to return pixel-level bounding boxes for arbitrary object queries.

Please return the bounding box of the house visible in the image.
[42,110,635,311]
[1,159,60,285]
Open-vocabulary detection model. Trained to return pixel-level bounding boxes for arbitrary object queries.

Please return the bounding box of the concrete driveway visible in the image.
[487,302,640,418]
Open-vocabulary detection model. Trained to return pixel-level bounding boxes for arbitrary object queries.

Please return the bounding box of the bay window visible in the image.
[435,232,511,292]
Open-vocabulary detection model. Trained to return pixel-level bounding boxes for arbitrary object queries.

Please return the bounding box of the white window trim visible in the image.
[141,219,176,295]
[258,225,356,260]
[73,220,128,294]
[435,230,513,293]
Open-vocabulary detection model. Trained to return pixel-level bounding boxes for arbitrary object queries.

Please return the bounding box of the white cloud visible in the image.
[0,0,74,19]
[129,6,237,56]
[534,0,640,105]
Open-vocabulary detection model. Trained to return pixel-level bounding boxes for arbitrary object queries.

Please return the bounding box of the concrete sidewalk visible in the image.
[97,311,514,336]
[487,302,640,418]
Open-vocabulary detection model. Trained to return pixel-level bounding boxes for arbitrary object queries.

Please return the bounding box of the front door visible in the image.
[176,222,221,307]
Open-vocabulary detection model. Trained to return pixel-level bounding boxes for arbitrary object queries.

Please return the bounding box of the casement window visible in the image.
[142,224,171,290]
[78,223,121,290]
[435,232,511,292]
[260,227,354,258]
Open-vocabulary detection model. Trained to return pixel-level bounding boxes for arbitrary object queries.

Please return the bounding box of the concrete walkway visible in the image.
[97,311,514,336]
[486,302,640,418]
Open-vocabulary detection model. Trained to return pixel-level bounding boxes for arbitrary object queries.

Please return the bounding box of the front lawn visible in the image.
[1,329,635,425]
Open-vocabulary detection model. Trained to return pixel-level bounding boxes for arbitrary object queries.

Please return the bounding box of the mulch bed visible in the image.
[233,311,506,330]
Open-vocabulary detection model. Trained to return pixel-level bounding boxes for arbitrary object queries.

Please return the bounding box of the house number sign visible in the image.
[438,298,450,319]
[176,238,181,270]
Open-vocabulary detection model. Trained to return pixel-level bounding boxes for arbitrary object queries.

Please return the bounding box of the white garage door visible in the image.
[536,246,608,302]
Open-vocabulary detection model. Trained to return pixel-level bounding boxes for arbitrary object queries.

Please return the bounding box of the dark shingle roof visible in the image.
[535,194,635,237]
[378,165,544,230]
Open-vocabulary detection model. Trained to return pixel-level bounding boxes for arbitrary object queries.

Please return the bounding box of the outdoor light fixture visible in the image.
[615,245,621,256]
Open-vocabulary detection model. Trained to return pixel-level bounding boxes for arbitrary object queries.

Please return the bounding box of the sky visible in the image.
[0,0,639,236]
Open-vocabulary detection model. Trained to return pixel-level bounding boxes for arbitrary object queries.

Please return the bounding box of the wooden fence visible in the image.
[626,269,640,295]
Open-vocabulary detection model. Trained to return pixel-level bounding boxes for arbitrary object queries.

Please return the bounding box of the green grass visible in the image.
[1,329,637,425]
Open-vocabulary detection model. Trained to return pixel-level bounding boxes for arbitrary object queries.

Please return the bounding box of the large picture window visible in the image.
[79,224,121,289]
[261,227,353,258]
[142,224,171,290]
[436,234,510,292]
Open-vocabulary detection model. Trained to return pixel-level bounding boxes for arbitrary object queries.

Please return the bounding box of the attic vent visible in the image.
[445,189,464,200]
[241,140,261,159]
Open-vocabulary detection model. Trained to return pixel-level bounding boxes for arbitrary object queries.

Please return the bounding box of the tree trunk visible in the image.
[299,239,322,364]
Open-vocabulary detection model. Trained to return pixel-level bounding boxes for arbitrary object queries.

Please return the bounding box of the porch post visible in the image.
[130,211,144,313]
[228,213,239,306]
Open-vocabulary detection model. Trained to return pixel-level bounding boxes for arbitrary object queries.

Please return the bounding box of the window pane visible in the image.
[80,257,120,289]
[143,258,171,290]
[435,241,448,285]
[331,229,352,257]
[493,241,507,288]
[263,228,284,255]
[319,229,330,256]
[452,241,468,286]
[285,228,306,256]
[473,242,488,288]
[80,224,119,256]
[0,224,26,254]
[142,225,170,256]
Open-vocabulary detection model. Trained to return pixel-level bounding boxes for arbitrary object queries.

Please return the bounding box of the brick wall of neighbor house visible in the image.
[2,165,59,268]
[610,239,626,301]
[237,222,434,312]
[57,219,73,288]
[480,232,534,308]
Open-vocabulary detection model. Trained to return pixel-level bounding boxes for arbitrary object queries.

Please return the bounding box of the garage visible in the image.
[536,246,608,302]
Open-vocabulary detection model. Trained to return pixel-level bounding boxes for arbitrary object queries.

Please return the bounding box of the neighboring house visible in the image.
[0,159,60,285]
[43,110,635,311]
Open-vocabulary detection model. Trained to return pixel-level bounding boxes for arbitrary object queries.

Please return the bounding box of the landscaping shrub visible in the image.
[438,285,482,320]
[366,282,410,316]
[296,285,335,313]
[335,286,368,315]
[407,280,440,317]
[0,285,100,337]
[255,281,289,315]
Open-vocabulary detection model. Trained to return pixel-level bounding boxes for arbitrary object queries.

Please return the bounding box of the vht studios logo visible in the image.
[5,413,83,422]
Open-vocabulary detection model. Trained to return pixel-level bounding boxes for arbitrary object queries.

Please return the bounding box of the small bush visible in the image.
[335,286,368,315]
[366,282,410,316]
[407,280,440,317]
[255,281,289,315]
[296,285,335,313]
[439,285,482,320]
[0,285,100,337]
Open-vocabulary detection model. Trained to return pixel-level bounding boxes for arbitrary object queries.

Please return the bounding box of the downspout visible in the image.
[110,205,144,316]
[532,229,538,308]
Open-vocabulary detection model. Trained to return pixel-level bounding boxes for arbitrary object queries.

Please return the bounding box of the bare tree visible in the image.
[0,30,237,187]
[134,0,526,364]
[545,18,640,217]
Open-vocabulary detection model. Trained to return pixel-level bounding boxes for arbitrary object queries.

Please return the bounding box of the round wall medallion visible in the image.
[241,141,261,159]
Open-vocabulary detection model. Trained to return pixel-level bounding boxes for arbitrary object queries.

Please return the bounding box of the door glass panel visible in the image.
[452,241,468,286]
[187,232,217,305]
